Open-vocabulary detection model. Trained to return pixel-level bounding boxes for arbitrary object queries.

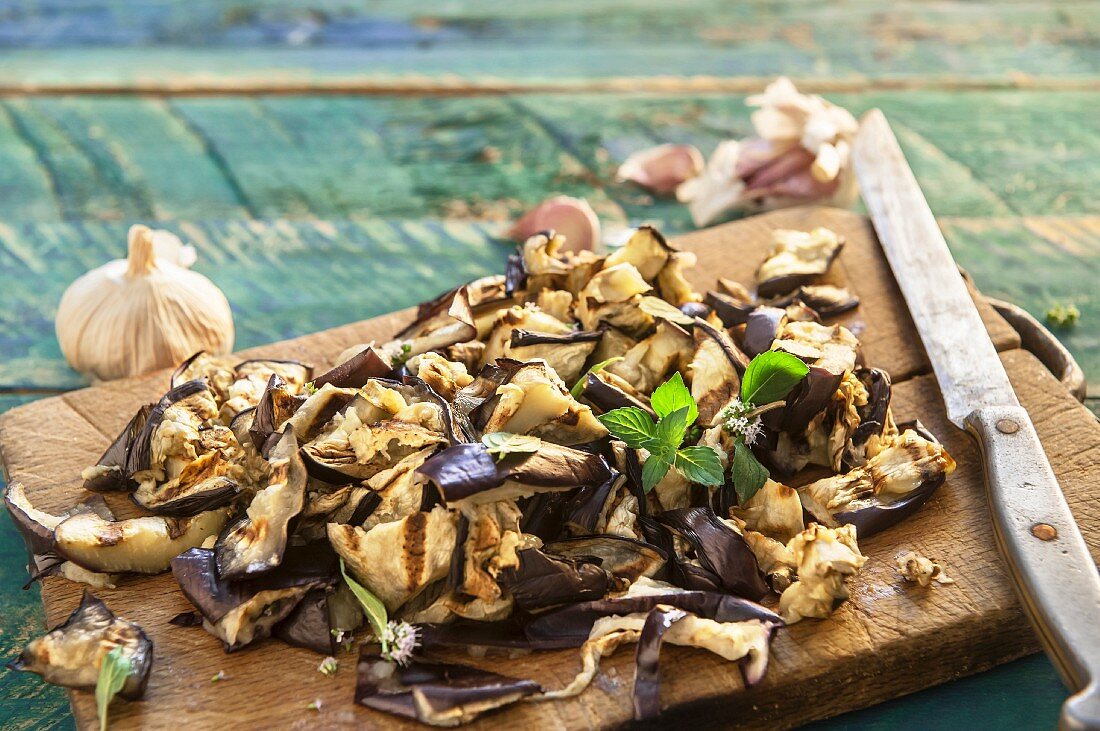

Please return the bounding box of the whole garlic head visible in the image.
[56,225,234,381]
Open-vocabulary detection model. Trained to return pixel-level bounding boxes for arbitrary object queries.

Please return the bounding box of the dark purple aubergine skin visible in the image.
[518,491,572,541]
[633,606,689,721]
[418,618,539,650]
[679,301,712,321]
[831,418,947,538]
[544,534,667,583]
[693,317,751,374]
[310,347,391,390]
[458,359,526,437]
[523,587,783,648]
[7,591,154,700]
[755,240,845,299]
[125,379,211,475]
[498,548,616,612]
[170,351,208,388]
[416,442,614,503]
[250,373,305,453]
[580,373,655,417]
[130,475,240,517]
[797,285,860,319]
[562,476,617,534]
[395,285,463,340]
[848,367,892,451]
[273,589,335,655]
[504,252,526,295]
[655,508,769,601]
[168,611,203,627]
[84,403,154,492]
[171,544,336,624]
[771,366,844,434]
[705,291,756,327]
[509,328,604,348]
[446,513,471,593]
[637,515,724,592]
[833,474,946,539]
[742,307,787,357]
[355,652,540,724]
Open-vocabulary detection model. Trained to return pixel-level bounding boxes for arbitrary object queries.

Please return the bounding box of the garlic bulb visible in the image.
[56,225,234,382]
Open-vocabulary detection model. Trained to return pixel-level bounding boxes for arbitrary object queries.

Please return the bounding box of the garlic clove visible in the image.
[56,225,234,382]
[616,143,704,196]
[811,142,841,183]
[508,196,600,253]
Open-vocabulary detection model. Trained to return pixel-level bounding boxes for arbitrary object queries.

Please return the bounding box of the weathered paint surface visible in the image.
[0,1,1097,728]
[0,1,1098,86]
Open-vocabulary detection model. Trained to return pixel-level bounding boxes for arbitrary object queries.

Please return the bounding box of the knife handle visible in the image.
[966,405,1100,730]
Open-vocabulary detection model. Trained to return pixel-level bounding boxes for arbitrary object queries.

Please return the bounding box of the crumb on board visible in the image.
[896,551,954,587]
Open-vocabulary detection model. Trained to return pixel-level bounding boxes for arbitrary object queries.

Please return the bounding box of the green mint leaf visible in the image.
[597,407,658,448]
[674,445,725,486]
[637,296,695,326]
[732,440,769,503]
[649,372,697,424]
[340,559,388,644]
[96,645,133,731]
[481,432,542,461]
[570,356,624,398]
[655,406,690,450]
[640,453,672,493]
[740,350,809,406]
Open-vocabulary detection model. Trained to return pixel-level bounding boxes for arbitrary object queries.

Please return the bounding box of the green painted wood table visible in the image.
[0,2,1097,728]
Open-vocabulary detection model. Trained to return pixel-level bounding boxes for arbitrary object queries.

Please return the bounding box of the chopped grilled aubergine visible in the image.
[356,652,540,727]
[81,403,154,492]
[215,427,307,579]
[7,591,152,698]
[54,508,229,575]
[172,544,336,651]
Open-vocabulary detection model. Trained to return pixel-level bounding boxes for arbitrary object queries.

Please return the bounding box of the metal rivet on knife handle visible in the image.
[996,419,1019,434]
[1031,523,1058,541]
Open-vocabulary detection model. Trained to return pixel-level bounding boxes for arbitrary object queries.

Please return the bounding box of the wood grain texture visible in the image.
[0,208,1077,730]
[1,92,1099,225]
[0,1,1098,89]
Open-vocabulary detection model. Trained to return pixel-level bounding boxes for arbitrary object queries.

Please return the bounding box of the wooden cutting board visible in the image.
[2,207,1096,730]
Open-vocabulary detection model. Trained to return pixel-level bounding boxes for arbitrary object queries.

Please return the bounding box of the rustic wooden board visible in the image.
[0,207,1085,730]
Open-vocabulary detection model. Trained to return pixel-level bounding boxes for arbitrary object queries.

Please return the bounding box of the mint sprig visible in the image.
[96,645,133,731]
[725,350,809,503]
[597,373,723,492]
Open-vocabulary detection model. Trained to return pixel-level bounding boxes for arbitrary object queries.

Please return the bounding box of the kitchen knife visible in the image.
[854,109,1100,731]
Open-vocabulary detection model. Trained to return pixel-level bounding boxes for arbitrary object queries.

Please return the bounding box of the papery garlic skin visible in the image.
[508,196,600,253]
[56,225,234,382]
[677,77,859,227]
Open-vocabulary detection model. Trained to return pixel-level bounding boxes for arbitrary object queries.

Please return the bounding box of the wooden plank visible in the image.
[940,216,1100,390]
[0,1,1098,88]
[0,92,1094,224]
[0,219,512,390]
[0,210,1019,393]
[0,305,1088,728]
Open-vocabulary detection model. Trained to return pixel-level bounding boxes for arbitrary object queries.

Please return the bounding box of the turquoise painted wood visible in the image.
[1,0,1097,728]
[0,1,1098,86]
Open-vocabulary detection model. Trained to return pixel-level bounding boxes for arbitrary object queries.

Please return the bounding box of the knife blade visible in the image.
[854,109,1100,731]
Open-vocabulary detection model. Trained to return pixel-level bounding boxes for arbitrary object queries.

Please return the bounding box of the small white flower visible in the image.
[741,418,764,446]
[720,398,763,444]
[318,656,338,676]
[306,698,323,712]
[381,620,420,666]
